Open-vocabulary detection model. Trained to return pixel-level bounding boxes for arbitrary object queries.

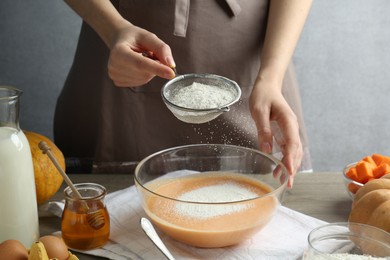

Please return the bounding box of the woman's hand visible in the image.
[249,79,303,188]
[108,24,176,87]
[249,0,312,187]
[64,0,176,87]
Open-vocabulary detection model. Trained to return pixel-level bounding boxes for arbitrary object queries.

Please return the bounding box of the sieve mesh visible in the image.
[163,75,239,108]
[161,74,241,124]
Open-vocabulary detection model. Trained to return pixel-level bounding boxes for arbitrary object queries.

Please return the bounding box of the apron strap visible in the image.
[174,0,190,37]
[225,0,242,16]
[174,0,241,37]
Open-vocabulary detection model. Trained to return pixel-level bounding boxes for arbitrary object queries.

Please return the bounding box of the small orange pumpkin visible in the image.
[24,131,64,205]
[349,174,390,232]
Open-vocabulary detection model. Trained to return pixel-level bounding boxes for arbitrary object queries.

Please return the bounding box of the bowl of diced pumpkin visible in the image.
[343,153,390,199]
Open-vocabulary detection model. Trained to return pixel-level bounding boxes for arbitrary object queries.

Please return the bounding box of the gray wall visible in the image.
[294,0,390,171]
[1,0,390,172]
[0,0,81,138]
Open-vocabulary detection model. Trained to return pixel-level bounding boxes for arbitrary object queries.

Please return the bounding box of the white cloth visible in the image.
[46,182,327,260]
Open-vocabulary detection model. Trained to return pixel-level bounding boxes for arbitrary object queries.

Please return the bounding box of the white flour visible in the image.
[307,253,388,260]
[175,182,258,219]
[171,82,235,109]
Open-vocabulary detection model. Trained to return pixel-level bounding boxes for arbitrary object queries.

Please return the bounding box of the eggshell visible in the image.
[0,239,28,260]
[39,235,69,260]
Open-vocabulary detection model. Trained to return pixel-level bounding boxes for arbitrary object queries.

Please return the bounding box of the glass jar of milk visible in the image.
[0,86,39,247]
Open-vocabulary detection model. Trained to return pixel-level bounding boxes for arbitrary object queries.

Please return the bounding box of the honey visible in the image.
[61,183,110,250]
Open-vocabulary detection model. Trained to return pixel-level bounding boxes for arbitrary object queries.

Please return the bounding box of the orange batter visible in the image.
[144,172,278,248]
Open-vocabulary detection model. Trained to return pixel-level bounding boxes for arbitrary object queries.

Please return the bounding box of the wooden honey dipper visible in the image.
[38,141,106,230]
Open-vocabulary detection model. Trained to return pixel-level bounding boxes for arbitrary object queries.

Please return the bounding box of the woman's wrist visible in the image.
[104,19,134,50]
[255,64,285,92]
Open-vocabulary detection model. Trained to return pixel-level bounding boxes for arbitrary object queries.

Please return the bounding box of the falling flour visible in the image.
[171,82,235,109]
[175,182,258,219]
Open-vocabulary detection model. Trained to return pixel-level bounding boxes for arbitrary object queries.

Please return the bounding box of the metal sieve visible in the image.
[161,73,241,124]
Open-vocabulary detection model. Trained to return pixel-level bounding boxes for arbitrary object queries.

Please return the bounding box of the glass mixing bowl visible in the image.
[134,144,288,248]
[303,222,390,259]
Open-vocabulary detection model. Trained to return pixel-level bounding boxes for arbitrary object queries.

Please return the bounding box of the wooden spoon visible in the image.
[38,141,105,230]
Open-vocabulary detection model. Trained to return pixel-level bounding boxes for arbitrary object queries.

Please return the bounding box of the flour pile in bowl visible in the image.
[175,182,258,219]
[170,82,236,109]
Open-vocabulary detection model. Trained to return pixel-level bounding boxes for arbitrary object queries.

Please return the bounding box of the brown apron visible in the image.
[54,0,312,173]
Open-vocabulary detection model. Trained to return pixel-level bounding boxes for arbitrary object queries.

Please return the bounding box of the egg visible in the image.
[0,239,28,260]
[39,235,69,260]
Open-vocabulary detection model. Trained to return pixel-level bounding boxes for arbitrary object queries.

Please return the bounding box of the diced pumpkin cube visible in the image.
[372,154,385,165]
[362,156,376,166]
[372,153,390,166]
[356,161,374,183]
[346,167,359,182]
[373,163,390,179]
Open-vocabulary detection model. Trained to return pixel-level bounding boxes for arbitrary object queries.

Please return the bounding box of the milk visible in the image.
[0,127,40,247]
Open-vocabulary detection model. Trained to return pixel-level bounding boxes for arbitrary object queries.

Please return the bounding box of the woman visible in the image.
[55,0,312,187]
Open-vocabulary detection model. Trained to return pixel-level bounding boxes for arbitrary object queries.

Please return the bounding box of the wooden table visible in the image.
[38,172,352,259]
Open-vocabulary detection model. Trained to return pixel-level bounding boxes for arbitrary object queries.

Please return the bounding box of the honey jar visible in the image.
[61,183,110,250]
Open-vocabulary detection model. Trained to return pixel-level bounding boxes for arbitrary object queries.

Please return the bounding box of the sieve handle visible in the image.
[218,106,230,112]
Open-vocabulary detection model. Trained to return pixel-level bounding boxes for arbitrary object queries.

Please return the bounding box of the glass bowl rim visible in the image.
[134,143,288,205]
